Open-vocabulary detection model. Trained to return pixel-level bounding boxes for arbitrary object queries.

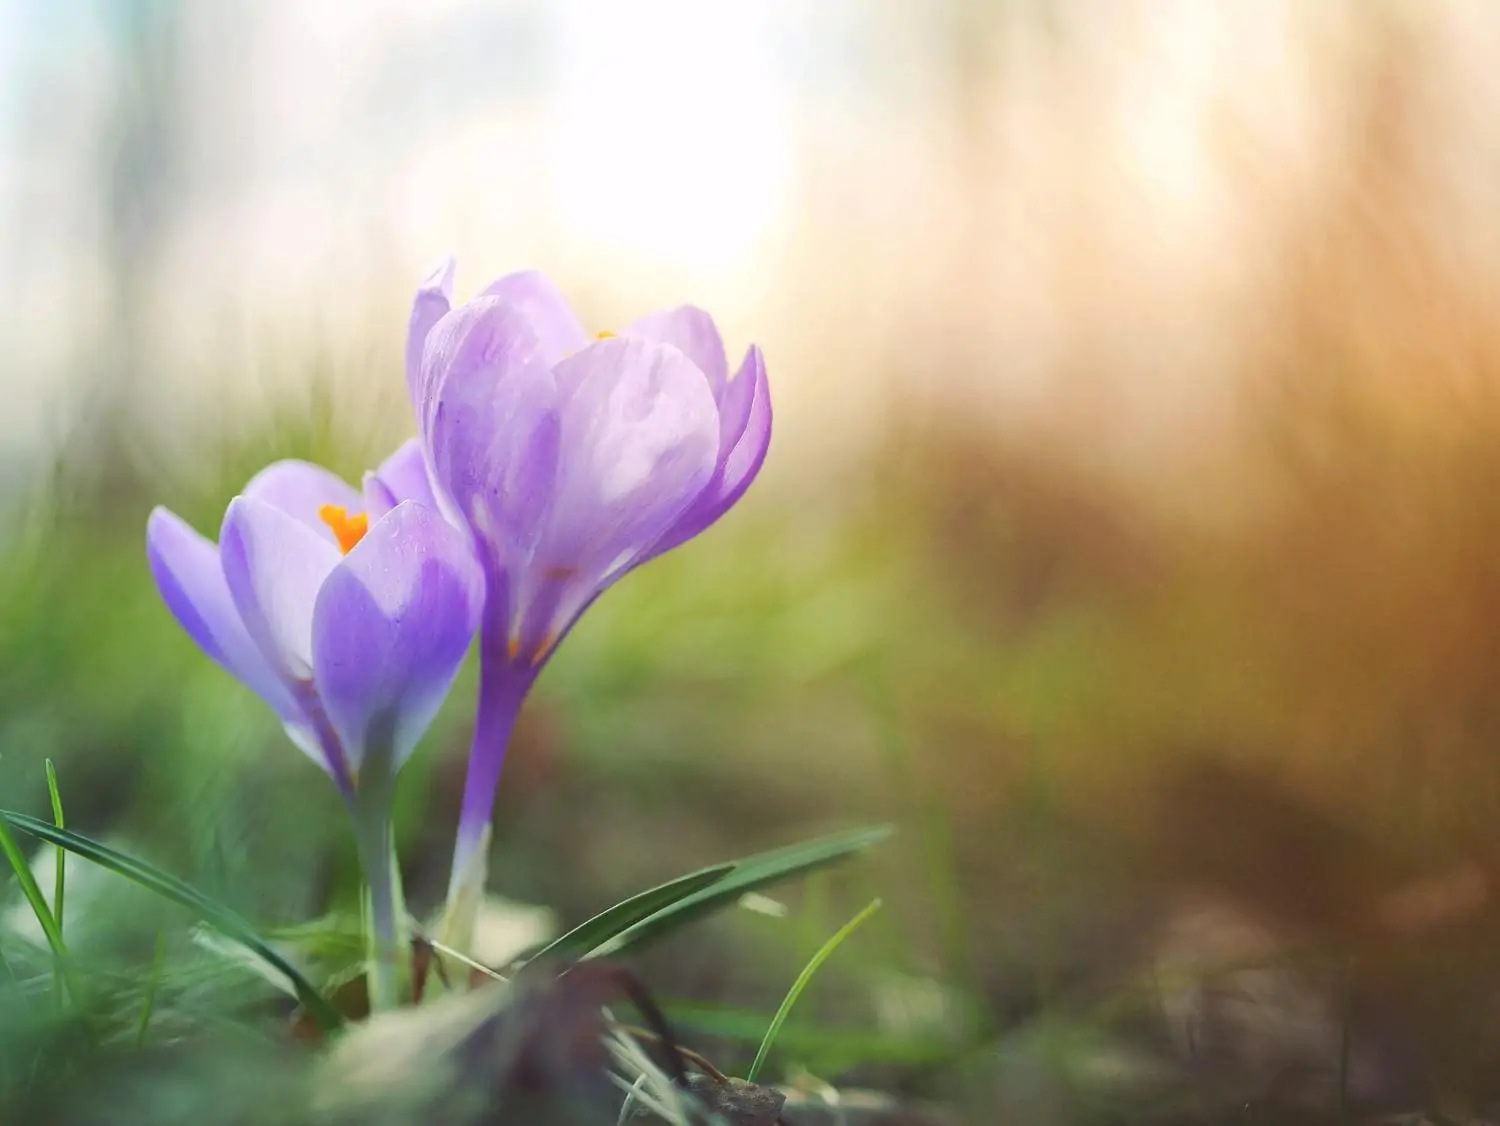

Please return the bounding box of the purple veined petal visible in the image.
[146,507,303,724]
[543,338,720,568]
[421,297,562,569]
[361,473,399,520]
[242,460,363,548]
[408,256,456,410]
[419,295,553,430]
[219,496,344,682]
[718,344,772,494]
[362,437,438,520]
[479,270,589,367]
[311,502,484,772]
[623,306,728,397]
[648,344,772,561]
[514,337,719,650]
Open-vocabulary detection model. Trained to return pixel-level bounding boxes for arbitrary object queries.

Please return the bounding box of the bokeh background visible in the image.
[9,0,1500,1120]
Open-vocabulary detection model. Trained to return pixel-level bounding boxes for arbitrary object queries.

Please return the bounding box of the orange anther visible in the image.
[532,632,558,666]
[318,505,369,555]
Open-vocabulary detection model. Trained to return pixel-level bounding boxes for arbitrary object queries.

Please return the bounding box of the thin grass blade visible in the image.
[746,897,882,1082]
[44,760,67,1010]
[45,760,65,933]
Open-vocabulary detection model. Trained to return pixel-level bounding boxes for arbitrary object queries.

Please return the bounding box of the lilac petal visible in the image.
[146,507,302,723]
[518,338,718,642]
[419,296,552,425]
[479,270,589,367]
[623,306,728,396]
[361,473,399,520]
[243,460,362,548]
[362,437,438,520]
[705,343,772,512]
[650,344,772,559]
[219,496,344,682]
[407,256,456,410]
[312,502,483,771]
[421,297,562,570]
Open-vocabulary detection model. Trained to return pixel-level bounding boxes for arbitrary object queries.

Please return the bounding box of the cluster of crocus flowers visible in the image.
[146,258,772,1001]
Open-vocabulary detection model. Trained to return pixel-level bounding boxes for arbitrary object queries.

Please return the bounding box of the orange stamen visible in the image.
[318,505,369,555]
[532,632,558,666]
[506,635,522,661]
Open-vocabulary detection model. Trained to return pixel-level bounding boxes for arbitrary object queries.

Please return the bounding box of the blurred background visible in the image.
[9,0,1500,1120]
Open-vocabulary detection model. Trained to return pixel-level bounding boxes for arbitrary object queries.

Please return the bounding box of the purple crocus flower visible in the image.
[404,260,772,947]
[146,453,484,1007]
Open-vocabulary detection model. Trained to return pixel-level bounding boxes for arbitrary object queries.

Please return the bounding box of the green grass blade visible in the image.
[45,761,65,935]
[0,809,79,1004]
[746,897,882,1082]
[135,930,166,1049]
[0,809,342,1032]
[522,864,735,968]
[588,825,893,960]
[45,759,67,1011]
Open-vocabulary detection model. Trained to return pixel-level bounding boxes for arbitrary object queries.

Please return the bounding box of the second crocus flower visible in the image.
[147,454,484,1008]
[405,261,772,950]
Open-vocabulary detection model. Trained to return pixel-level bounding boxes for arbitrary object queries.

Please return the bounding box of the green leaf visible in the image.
[45,760,65,934]
[0,807,79,1004]
[45,759,67,1011]
[586,825,893,960]
[747,897,882,1082]
[522,863,735,968]
[0,809,342,1032]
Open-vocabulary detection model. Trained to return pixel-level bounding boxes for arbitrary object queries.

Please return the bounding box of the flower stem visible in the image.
[442,634,535,953]
[350,735,409,1012]
[357,814,408,1011]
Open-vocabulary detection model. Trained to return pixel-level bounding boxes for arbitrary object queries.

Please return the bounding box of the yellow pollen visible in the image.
[595,330,615,340]
[318,505,369,555]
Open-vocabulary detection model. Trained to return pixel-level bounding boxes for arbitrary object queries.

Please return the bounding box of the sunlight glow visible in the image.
[547,0,792,273]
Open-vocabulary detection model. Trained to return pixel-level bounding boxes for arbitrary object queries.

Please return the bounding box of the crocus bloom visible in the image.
[146,453,484,1007]
[405,261,772,948]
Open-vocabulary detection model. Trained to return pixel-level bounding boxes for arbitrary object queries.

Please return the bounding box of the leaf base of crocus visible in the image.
[439,823,490,958]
